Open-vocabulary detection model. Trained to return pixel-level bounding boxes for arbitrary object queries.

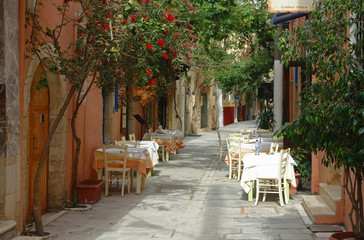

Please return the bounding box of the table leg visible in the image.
[142,177,145,190]
[136,171,141,194]
[166,151,169,161]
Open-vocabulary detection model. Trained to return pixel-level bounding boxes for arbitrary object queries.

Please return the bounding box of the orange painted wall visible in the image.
[20,0,106,200]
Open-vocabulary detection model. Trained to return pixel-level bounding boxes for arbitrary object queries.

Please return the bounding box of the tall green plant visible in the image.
[279,0,363,238]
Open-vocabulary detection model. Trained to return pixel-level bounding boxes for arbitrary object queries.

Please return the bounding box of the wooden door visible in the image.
[27,64,49,220]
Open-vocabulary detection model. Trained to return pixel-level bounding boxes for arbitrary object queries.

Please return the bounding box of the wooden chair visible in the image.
[255,148,290,206]
[269,142,279,154]
[103,145,132,197]
[229,133,250,143]
[129,133,136,141]
[217,131,228,162]
[149,128,166,162]
[226,137,243,180]
[158,125,163,133]
[121,136,126,141]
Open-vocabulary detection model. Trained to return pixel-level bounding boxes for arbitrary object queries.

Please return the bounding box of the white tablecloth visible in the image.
[143,132,174,140]
[156,129,182,138]
[96,141,160,167]
[240,153,297,193]
[138,141,160,166]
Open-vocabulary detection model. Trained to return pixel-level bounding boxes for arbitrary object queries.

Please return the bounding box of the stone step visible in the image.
[0,220,17,240]
[302,195,341,224]
[319,183,342,213]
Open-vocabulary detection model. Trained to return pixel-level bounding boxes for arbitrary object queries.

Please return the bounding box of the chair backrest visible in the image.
[103,144,128,172]
[158,125,162,132]
[229,133,250,143]
[115,140,137,147]
[129,133,136,141]
[269,142,279,154]
[121,136,126,141]
[226,137,242,158]
[239,129,254,136]
[278,148,290,179]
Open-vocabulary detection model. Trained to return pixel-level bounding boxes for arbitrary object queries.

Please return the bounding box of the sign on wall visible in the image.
[268,0,314,13]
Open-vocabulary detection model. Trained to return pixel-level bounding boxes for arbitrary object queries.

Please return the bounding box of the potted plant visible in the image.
[289,147,310,194]
[279,0,363,238]
[255,100,275,131]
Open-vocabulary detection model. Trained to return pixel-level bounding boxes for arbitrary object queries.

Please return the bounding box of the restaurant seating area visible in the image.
[218,128,297,207]
[93,126,184,197]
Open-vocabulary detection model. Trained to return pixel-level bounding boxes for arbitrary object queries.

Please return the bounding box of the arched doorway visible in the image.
[26,64,49,220]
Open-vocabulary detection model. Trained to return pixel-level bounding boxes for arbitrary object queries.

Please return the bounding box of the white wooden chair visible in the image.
[149,128,166,162]
[103,145,132,197]
[269,142,279,154]
[226,137,243,180]
[255,148,290,206]
[121,136,126,141]
[217,131,228,162]
[129,133,136,141]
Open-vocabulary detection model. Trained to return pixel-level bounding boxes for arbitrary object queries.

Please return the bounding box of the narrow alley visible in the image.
[40,121,317,240]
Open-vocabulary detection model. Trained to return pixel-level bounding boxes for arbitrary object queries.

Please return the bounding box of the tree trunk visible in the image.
[33,85,77,236]
[70,100,82,205]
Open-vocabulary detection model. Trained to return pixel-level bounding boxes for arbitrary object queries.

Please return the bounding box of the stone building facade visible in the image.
[0,0,20,238]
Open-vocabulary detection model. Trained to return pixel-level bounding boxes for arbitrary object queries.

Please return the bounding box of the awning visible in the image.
[272,13,308,25]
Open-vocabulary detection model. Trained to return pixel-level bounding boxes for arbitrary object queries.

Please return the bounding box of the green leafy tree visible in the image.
[279,0,363,238]
[188,0,274,96]
[27,0,195,235]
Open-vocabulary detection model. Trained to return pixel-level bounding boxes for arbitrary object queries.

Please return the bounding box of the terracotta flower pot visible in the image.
[329,232,354,240]
[77,179,104,204]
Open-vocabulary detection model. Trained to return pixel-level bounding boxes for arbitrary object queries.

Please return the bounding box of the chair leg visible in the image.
[262,180,267,202]
[121,172,125,197]
[278,180,284,206]
[105,172,109,197]
[283,180,289,204]
[219,148,222,162]
[255,180,260,206]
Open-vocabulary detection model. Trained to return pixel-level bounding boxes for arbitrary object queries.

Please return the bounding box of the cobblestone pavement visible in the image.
[42,121,319,240]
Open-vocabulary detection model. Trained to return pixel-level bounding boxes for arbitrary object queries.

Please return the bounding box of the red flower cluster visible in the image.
[146,44,153,50]
[148,79,155,86]
[131,16,136,23]
[162,53,168,59]
[146,70,152,76]
[145,0,150,3]
[64,0,72,3]
[102,23,110,30]
[105,14,112,18]
[158,39,165,47]
[167,14,175,22]
[76,17,83,23]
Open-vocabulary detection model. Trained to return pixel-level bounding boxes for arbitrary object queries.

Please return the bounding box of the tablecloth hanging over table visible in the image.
[239,152,297,194]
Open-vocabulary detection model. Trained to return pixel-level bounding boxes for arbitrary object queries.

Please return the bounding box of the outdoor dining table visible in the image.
[239,152,297,202]
[93,141,159,194]
[143,130,184,154]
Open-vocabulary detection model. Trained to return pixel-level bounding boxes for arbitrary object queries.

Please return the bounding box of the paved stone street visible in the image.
[42,121,318,240]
